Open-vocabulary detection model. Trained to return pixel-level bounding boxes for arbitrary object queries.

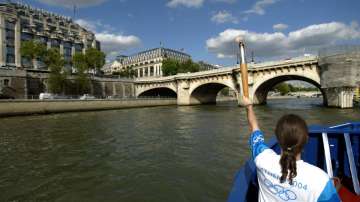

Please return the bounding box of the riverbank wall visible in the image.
[0,68,135,99]
[0,99,177,117]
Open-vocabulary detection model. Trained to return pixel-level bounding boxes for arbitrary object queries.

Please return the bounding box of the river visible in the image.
[0,98,359,201]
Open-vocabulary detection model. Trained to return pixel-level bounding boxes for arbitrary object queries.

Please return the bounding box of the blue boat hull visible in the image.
[228,123,360,202]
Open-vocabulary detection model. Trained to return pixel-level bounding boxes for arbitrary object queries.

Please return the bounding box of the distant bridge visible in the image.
[135,56,355,108]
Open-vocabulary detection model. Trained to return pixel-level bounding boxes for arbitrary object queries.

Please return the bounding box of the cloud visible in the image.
[206,22,360,59]
[37,0,108,8]
[166,0,236,8]
[212,0,236,3]
[273,23,288,31]
[96,33,141,55]
[211,10,238,24]
[75,19,99,31]
[244,0,278,15]
[75,19,141,57]
[167,0,204,8]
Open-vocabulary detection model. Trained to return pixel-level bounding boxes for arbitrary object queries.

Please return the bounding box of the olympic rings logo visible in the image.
[252,135,264,145]
[263,178,297,201]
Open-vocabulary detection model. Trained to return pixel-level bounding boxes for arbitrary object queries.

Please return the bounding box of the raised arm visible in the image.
[243,96,268,159]
[242,96,259,132]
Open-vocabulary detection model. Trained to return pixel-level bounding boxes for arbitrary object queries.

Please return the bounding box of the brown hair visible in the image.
[275,114,308,184]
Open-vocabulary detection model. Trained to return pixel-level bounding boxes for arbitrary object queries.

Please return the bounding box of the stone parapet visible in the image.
[0,99,177,117]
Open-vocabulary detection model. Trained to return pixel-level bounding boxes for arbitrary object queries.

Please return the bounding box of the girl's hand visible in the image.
[242,96,252,107]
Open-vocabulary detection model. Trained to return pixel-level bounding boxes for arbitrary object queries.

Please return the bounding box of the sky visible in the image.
[16,0,360,66]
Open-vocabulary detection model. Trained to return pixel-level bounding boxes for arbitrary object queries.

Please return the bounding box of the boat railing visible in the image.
[318,123,360,195]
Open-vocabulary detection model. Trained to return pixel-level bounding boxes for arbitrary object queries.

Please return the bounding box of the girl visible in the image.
[242,96,340,202]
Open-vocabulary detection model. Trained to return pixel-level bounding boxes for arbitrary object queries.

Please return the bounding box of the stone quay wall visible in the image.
[0,68,135,99]
[0,99,177,117]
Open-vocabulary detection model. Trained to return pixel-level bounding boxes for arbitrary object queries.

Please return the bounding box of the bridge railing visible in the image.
[134,56,319,82]
[248,55,318,70]
[3,95,177,101]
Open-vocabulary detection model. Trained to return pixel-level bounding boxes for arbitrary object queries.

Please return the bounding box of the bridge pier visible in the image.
[323,87,355,108]
[177,80,191,105]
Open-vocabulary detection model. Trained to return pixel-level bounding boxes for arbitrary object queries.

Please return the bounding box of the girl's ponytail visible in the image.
[279,147,297,184]
[275,114,308,184]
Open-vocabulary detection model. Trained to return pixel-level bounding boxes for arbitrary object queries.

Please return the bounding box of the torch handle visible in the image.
[240,63,249,98]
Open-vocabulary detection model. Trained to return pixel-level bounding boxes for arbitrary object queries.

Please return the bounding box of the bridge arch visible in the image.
[137,87,177,98]
[251,74,325,105]
[189,81,238,104]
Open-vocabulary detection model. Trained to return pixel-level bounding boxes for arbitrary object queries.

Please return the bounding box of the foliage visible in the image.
[179,59,200,74]
[274,83,291,95]
[162,59,179,76]
[219,87,230,96]
[72,53,88,72]
[76,71,90,94]
[274,82,319,95]
[113,67,136,78]
[44,48,67,94]
[85,48,106,73]
[162,59,200,76]
[72,48,106,73]
[72,53,90,94]
[20,40,47,68]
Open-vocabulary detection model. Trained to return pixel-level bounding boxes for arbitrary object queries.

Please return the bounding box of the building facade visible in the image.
[198,61,221,71]
[0,2,100,70]
[105,47,191,78]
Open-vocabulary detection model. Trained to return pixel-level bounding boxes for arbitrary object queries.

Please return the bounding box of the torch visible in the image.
[235,36,249,98]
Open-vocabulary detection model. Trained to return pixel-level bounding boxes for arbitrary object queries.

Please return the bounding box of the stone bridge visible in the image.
[135,56,356,108]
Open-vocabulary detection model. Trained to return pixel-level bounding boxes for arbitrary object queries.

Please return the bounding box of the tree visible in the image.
[85,48,106,74]
[73,53,90,94]
[179,59,200,73]
[44,48,67,94]
[274,83,291,95]
[113,67,136,78]
[72,49,106,94]
[162,59,200,76]
[20,40,47,69]
[162,59,179,76]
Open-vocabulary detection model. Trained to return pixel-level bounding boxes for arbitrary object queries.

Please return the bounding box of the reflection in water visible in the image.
[0,98,359,201]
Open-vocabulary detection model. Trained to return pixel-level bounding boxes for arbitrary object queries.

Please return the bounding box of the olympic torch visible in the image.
[235,36,249,98]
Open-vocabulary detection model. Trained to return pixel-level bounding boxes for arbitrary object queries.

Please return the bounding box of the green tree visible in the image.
[162,59,200,76]
[85,48,106,74]
[114,67,136,78]
[162,59,179,76]
[274,83,291,95]
[72,53,90,94]
[179,59,200,73]
[44,48,67,94]
[20,40,47,69]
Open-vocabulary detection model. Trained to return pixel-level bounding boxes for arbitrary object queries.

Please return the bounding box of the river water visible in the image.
[0,98,359,202]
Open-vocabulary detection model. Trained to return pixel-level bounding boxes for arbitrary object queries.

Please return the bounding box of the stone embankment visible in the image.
[0,99,177,117]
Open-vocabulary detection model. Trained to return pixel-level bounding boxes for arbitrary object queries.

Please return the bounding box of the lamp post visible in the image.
[235,36,249,98]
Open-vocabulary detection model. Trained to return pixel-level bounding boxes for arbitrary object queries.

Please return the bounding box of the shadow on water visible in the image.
[0,98,359,201]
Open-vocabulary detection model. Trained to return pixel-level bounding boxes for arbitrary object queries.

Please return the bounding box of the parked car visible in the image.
[39,93,54,100]
[80,94,96,100]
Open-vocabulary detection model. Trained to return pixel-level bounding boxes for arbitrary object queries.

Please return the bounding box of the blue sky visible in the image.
[19,0,360,66]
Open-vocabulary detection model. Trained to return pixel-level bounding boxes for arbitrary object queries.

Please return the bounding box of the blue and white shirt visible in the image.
[249,130,340,202]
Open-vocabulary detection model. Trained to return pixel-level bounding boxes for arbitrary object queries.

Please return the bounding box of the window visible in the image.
[5,21,15,30]
[6,46,15,55]
[75,43,83,53]
[35,23,43,32]
[21,32,33,41]
[5,29,15,39]
[6,54,15,64]
[51,39,60,48]
[35,36,48,44]
[3,79,9,86]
